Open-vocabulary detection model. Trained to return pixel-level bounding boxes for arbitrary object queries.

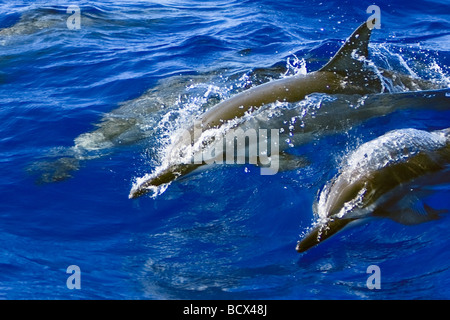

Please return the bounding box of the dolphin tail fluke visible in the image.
[296,217,355,252]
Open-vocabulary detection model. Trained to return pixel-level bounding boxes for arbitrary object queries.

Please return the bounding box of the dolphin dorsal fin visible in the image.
[320,21,374,75]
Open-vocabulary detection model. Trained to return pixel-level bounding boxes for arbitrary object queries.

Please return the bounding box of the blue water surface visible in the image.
[0,0,449,299]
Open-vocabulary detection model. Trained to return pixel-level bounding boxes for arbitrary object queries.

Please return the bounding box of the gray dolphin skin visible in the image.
[129,21,389,199]
[296,128,450,253]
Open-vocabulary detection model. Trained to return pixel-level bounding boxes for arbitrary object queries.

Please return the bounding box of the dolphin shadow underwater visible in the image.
[128,21,445,199]
[296,127,450,253]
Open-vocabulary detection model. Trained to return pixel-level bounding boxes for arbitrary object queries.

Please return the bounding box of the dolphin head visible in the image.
[128,166,179,199]
[296,176,368,252]
[129,163,202,199]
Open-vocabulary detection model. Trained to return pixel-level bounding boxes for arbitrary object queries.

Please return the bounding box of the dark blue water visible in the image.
[1,0,449,299]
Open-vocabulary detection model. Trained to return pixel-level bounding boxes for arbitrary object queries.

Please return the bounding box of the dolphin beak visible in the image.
[128,174,159,199]
[129,163,203,199]
[128,185,148,199]
[296,218,354,252]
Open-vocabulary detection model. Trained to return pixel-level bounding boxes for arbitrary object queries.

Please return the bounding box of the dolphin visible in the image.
[23,20,445,193]
[296,127,450,253]
[129,21,442,199]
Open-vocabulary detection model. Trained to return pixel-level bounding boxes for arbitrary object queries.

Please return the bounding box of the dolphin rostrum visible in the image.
[129,21,386,199]
[296,128,450,253]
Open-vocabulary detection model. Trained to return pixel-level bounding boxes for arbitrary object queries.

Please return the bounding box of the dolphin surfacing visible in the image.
[129,21,386,199]
[296,128,450,253]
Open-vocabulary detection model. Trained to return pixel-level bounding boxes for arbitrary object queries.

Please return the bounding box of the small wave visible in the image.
[370,44,450,89]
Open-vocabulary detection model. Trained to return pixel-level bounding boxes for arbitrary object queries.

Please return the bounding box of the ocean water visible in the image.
[0,0,449,300]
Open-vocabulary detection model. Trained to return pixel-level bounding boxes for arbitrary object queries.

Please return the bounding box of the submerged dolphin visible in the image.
[296,127,450,253]
[129,21,439,199]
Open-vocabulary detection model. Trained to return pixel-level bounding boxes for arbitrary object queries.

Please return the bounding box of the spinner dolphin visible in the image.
[296,128,450,252]
[129,21,441,199]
